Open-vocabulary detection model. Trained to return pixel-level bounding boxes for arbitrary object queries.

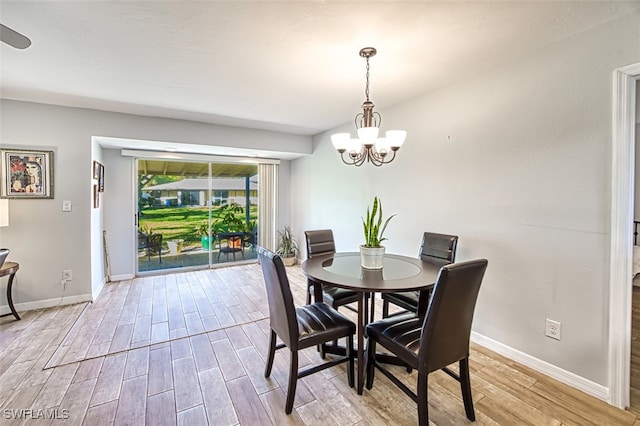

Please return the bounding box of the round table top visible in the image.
[0,261,19,276]
[301,252,439,293]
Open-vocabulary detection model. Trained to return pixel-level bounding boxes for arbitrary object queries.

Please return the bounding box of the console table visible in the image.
[0,261,20,320]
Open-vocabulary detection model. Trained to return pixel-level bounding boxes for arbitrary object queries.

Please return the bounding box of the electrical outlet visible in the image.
[62,270,72,281]
[545,319,561,340]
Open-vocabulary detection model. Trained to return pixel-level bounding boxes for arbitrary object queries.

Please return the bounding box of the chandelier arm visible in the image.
[355,151,367,167]
[374,112,381,128]
[371,148,397,166]
[369,149,384,167]
[339,152,350,165]
[382,150,397,164]
[340,152,357,166]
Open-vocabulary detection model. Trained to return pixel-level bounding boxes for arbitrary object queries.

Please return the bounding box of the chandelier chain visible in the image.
[364,56,371,102]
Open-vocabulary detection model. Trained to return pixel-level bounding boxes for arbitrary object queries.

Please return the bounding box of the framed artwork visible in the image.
[93,184,99,208]
[98,163,104,192]
[0,149,54,199]
[93,161,101,179]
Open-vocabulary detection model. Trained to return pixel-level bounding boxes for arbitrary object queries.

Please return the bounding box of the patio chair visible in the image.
[138,230,162,262]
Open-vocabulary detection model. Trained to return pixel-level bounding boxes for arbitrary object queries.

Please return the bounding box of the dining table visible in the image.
[301,252,440,394]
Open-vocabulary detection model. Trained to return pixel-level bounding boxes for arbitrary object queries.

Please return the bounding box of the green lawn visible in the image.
[139,205,257,249]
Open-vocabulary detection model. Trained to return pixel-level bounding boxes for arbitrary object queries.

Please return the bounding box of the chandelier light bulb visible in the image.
[357,127,379,146]
[386,130,407,149]
[331,133,350,151]
[374,137,391,156]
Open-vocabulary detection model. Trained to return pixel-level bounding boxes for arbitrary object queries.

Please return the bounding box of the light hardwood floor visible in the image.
[0,263,637,425]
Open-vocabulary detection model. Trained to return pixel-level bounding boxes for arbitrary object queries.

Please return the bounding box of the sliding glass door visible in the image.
[136,158,259,273]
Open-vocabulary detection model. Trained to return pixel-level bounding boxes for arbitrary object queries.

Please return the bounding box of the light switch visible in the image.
[62,200,72,212]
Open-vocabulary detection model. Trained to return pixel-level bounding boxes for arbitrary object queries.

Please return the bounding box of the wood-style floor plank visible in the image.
[114,375,147,426]
[226,376,272,426]
[198,367,238,425]
[147,346,173,397]
[0,264,638,425]
[172,356,203,412]
[146,390,177,426]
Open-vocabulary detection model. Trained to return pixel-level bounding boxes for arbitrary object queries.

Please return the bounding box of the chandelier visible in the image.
[331,47,406,167]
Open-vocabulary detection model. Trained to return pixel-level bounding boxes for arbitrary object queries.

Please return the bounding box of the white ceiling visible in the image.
[1,1,639,136]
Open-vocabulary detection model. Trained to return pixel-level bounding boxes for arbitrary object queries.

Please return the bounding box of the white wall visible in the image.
[634,84,640,222]
[291,11,640,389]
[0,100,310,312]
[90,140,105,298]
[102,148,135,280]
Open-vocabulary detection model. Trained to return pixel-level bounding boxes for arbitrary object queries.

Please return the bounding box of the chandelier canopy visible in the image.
[331,47,406,167]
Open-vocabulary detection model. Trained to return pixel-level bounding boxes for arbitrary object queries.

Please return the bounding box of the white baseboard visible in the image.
[0,293,93,316]
[92,278,106,302]
[109,273,134,282]
[471,331,609,402]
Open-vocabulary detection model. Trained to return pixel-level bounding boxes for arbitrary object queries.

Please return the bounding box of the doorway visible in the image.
[136,158,258,273]
[610,63,640,409]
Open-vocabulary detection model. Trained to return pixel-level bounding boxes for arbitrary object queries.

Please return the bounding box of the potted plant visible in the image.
[195,222,212,250]
[276,226,298,266]
[215,201,245,233]
[361,196,396,269]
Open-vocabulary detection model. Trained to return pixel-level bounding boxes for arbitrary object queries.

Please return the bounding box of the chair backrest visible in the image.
[305,229,336,259]
[419,232,458,267]
[257,246,299,348]
[0,248,9,267]
[419,258,488,373]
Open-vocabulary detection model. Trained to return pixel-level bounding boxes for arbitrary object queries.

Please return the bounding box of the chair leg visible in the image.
[285,349,299,414]
[347,334,355,388]
[306,282,312,305]
[365,338,376,389]
[264,330,277,378]
[460,357,476,421]
[382,299,389,318]
[363,296,369,327]
[417,372,429,426]
[369,292,375,323]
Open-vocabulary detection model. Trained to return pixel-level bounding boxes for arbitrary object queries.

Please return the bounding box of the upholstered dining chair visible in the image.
[0,248,9,268]
[257,246,356,414]
[304,229,361,310]
[365,258,488,426]
[381,232,458,317]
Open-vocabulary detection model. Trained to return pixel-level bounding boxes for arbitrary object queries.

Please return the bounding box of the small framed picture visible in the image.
[93,184,99,208]
[98,163,105,192]
[1,149,54,198]
[93,161,101,179]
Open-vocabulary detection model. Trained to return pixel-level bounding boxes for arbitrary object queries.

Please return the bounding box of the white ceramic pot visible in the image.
[167,239,184,255]
[282,256,297,267]
[360,245,385,269]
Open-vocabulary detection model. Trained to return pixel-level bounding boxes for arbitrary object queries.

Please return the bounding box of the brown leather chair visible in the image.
[381,232,458,317]
[366,258,488,426]
[304,229,361,310]
[257,246,355,414]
